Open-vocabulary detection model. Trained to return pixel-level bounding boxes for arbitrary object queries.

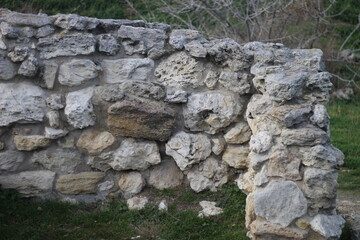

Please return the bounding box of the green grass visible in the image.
[0,182,247,240]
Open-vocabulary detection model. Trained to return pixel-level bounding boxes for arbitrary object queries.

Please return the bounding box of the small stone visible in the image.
[46,111,60,128]
[310,104,329,129]
[204,71,219,90]
[218,71,251,95]
[118,171,145,198]
[149,160,184,190]
[224,121,252,144]
[46,94,64,110]
[5,12,53,27]
[18,55,38,77]
[310,214,345,239]
[42,61,58,89]
[0,54,17,80]
[118,81,165,100]
[158,200,168,211]
[14,135,51,151]
[76,130,115,155]
[169,29,204,50]
[0,22,19,38]
[253,166,269,187]
[165,87,188,103]
[296,218,310,230]
[211,137,226,155]
[87,152,113,171]
[0,150,24,172]
[184,41,207,58]
[57,135,75,149]
[222,145,250,169]
[281,126,328,146]
[198,201,223,217]
[7,46,29,62]
[36,25,55,38]
[236,170,254,194]
[54,14,99,30]
[45,127,68,139]
[58,59,102,86]
[127,196,149,210]
[94,84,125,102]
[303,168,338,202]
[98,180,114,192]
[249,133,272,153]
[98,34,120,55]
[56,172,105,195]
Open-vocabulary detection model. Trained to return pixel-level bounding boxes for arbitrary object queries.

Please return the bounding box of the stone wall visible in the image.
[0,9,345,239]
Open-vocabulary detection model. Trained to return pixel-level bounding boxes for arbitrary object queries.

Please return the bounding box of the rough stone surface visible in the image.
[311,104,329,129]
[165,87,188,103]
[98,34,120,55]
[0,54,16,80]
[101,58,154,84]
[127,196,149,210]
[183,91,242,134]
[56,172,105,195]
[310,214,345,239]
[107,98,175,141]
[185,41,207,58]
[46,94,64,110]
[14,135,51,151]
[58,59,101,86]
[8,46,29,62]
[54,14,99,30]
[5,12,53,27]
[224,121,252,144]
[211,137,226,155]
[87,152,113,171]
[303,144,344,170]
[76,130,115,155]
[36,25,55,38]
[42,61,58,89]
[44,127,68,139]
[0,170,55,197]
[249,131,272,153]
[149,160,184,190]
[118,171,145,198]
[0,150,25,172]
[18,55,38,77]
[281,126,328,146]
[254,181,308,227]
[46,111,60,128]
[218,71,251,95]
[267,150,302,181]
[222,145,250,169]
[169,29,204,50]
[198,201,223,217]
[110,138,161,171]
[165,131,211,171]
[65,87,95,129]
[250,220,309,239]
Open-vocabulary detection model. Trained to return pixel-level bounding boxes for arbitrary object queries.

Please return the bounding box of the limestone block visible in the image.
[149,160,184,190]
[281,126,328,146]
[267,150,302,181]
[56,172,105,195]
[165,131,211,171]
[222,145,250,169]
[198,201,223,217]
[36,25,55,38]
[310,104,329,129]
[118,81,165,100]
[211,137,226,155]
[184,41,207,58]
[224,121,252,144]
[303,168,338,201]
[303,144,344,170]
[204,71,219,90]
[58,59,101,86]
[65,87,95,129]
[218,71,251,95]
[268,104,312,128]
[0,170,55,197]
[249,131,272,153]
[97,34,120,55]
[42,61,58,89]
[127,196,148,210]
[54,14,99,30]
[250,220,308,239]
[110,138,160,171]
[14,135,51,151]
[45,127,68,139]
[101,58,154,84]
[7,46,29,62]
[165,87,188,103]
[5,12,53,27]
[76,130,115,155]
[310,214,345,239]
[0,150,24,172]
[0,54,17,80]
[98,19,146,31]
[265,72,306,101]
[46,94,64,110]
[118,171,145,198]
[169,29,204,50]
[183,91,242,134]
[292,48,325,71]
[18,55,38,77]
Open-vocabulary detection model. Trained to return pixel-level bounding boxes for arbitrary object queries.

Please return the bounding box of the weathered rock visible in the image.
[98,180,114,193]
[310,214,345,239]
[0,54,17,80]
[0,141,4,151]
[37,33,96,59]
[149,160,184,190]
[65,87,95,129]
[58,59,102,86]
[246,193,256,228]
[303,168,338,202]
[0,150,24,172]
[254,181,308,227]
[119,81,165,100]
[118,171,145,198]
[281,126,328,146]
[310,104,329,129]
[107,98,175,141]
[224,121,252,144]
[303,144,344,170]
[46,110,60,128]
[0,22,18,38]
[36,25,55,38]
[127,196,148,210]
[250,220,309,239]
[98,19,146,31]
[293,49,325,71]
[0,170,55,197]
[5,12,53,27]
[268,104,312,128]
[97,34,120,55]
[8,46,29,62]
[165,131,211,171]
[101,58,154,84]
[204,71,219,90]
[155,52,205,88]
[218,71,252,95]
[198,201,223,217]
[165,87,188,103]
[306,72,332,93]
[57,135,75,149]
[54,14,99,30]
[249,131,273,153]
[46,94,64,110]
[31,148,82,173]
[169,29,204,50]
[158,200,168,211]
[44,127,68,139]
[118,25,167,55]
[253,166,269,187]
[18,55,38,77]
[222,145,250,169]
[110,138,160,171]
[211,137,226,155]
[267,150,302,181]
[0,33,7,50]
[185,41,207,58]
[14,135,51,151]
[87,152,113,171]
[56,172,105,195]
[94,84,125,103]
[183,91,242,134]
[76,130,115,155]
[42,61,58,89]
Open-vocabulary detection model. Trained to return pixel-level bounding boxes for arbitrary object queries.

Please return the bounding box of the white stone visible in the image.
[46,111,61,129]
[58,59,102,86]
[158,200,168,211]
[310,104,329,129]
[211,137,226,155]
[127,196,149,210]
[198,201,223,217]
[169,29,204,50]
[46,94,64,110]
[224,121,252,144]
[310,214,345,239]
[118,172,145,198]
[303,144,344,170]
[249,131,272,154]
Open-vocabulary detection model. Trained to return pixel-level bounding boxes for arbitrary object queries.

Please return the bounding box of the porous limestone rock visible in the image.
[18,55,38,77]
[224,121,252,144]
[107,98,175,141]
[31,148,82,173]
[249,131,273,153]
[127,196,148,210]
[46,94,64,110]
[204,71,218,90]
[56,172,105,195]
[281,126,328,146]
[184,41,207,58]
[42,61,58,89]
[44,127,68,139]
[0,170,55,197]
[37,33,96,59]
[54,14,99,30]
[268,104,312,128]
[267,150,302,181]
[169,29,204,50]
[0,55,16,80]
[218,71,251,95]
[76,130,115,155]
[0,21,18,38]
[97,34,120,55]
[222,145,250,169]
[65,87,95,129]
[250,220,309,239]
[58,59,102,86]
[165,131,211,171]
[303,168,338,202]
[46,111,60,128]
[149,160,184,190]
[310,104,329,129]
[118,171,145,198]
[14,135,51,151]
[310,214,345,239]
[303,144,344,170]
[165,87,188,103]
[36,25,55,38]
[118,81,165,100]
[155,52,205,88]
[254,181,308,227]
[198,201,223,218]
[5,12,53,27]
[110,138,161,171]
[0,150,24,172]
[183,91,242,134]
[101,58,154,84]
[211,137,226,155]
[7,46,29,62]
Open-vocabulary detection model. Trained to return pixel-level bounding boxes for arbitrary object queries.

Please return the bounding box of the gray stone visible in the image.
[101,58,154,84]
[184,41,207,58]
[0,150,24,172]
[0,82,46,126]
[310,214,345,239]
[58,59,101,86]
[42,61,58,89]
[98,180,114,192]
[118,25,167,55]
[165,131,211,171]
[219,71,252,95]
[46,94,64,110]
[18,55,38,77]
[56,172,105,195]
[5,12,52,27]
[165,87,187,103]
[222,145,250,169]
[94,84,125,103]
[249,131,272,153]
[45,127,68,139]
[204,71,219,90]
[306,72,332,92]
[110,138,161,171]
[14,135,51,151]
[253,166,269,187]
[98,19,146,31]
[311,104,329,129]
[224,121,252,144]
[267,150,302,181]
[146,22,171,32]
[127,196,148,210]
[303,168,338,201]
[118,171,145,198]
[0,170,55,197]
[87,152,113,172]
[198,201,223,217]
[292,49,325,71]
[8,46,29,62]
[37,33,96,59]
[249,152,270,171]
[54,14,99,30]
[268,104,312,128]
[36,25,55,38]
[98,34,120,55]
[65,87,95,129]
[0,33,6,50]
[46,110,60,128]
[0,22,18,38]
[155,52,205,88]
[0,54,16,80]
[149,160,184,190]
[31,148,82,174]
[281,126,328,146]
[254,181,308,227]
[169,29,204,50]
[303,144,344,170]
[183,91,242,134]
[119,81,165,100]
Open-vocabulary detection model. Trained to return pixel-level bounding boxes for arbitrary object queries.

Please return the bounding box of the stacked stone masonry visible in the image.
[0,9,345,239]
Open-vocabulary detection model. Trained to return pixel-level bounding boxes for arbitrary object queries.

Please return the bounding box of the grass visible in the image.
[0,182,247,240]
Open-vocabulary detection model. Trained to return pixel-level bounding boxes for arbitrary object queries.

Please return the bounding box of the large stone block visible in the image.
[0,150,25,172]
[14,135,51,151]
[5,12,52,27]
[76,130,115,155]
[222,145,250,169]
[56,172,105,195]
[58,59,102,86]
[149,160,184,190]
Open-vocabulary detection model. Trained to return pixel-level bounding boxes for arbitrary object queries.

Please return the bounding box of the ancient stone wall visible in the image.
[0,9,345,239]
